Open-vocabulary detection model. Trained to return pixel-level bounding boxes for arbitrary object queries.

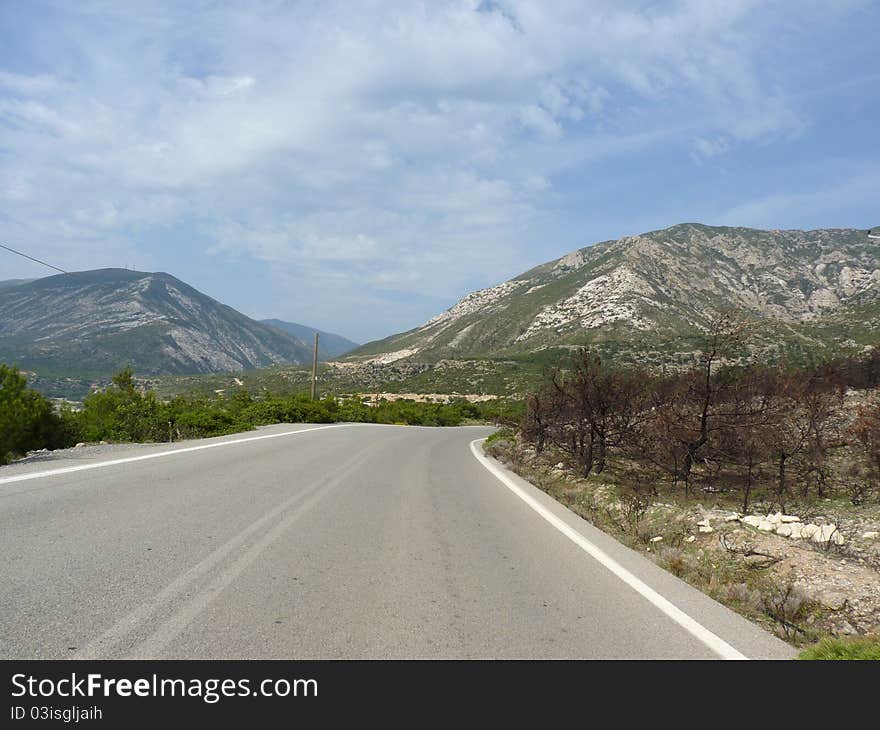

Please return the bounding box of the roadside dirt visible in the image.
[487,437,880,645]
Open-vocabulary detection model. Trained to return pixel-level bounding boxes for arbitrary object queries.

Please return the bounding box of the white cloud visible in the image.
[0,0,867,337]
[692,135,729,160]
[0,71,58,96]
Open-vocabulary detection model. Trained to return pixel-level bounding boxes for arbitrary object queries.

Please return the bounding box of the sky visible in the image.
[0,1,878,343]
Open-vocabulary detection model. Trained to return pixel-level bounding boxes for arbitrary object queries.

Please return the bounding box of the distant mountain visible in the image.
[260,319,359,360]
[350,223,880,365]
[0,278,34,290]
[0,269,313,376]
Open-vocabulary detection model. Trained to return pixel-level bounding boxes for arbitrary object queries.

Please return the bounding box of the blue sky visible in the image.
[0,1,878,343]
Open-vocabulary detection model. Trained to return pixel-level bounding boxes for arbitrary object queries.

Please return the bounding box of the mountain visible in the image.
[260,319,359,360]
[0,278,34,290]
[0,268,313,376]
[350,224,880,364]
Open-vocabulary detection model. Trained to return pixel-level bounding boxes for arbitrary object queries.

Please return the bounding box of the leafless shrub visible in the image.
[517,328,880,511]
[762,581,809,638]
[719,533,782,569]
[618,489,650,534]
[658,547,688,577]
[724,582,763,613]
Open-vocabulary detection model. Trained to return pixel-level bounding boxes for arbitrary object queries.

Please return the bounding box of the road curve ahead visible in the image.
[0,423,794,659]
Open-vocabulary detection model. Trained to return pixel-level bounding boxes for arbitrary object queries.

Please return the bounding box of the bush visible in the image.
[12,369,514,451]
[485,428,514,446]
[0,364,75,464]
[75,367,169,442]
[0,365,521,458]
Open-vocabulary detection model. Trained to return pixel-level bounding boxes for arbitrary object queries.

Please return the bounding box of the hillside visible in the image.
[350,224,880,365]
[0,279,35,290]
[260,319,358,359]
[0,269,313,376]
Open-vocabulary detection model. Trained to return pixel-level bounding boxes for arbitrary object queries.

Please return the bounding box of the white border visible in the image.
[470,438,748,660]
[0,425,346,486]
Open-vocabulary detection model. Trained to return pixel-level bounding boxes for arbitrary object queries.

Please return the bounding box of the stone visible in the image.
[801,524,820,539]
[779,515,801,523]
[698,525,714,534]
[724,513,741,522]
[812,524,844,545]
[787,523,806,539]
[651,536,663,543]
[685,535,696,543]
[776,524,793,537]
[696,518,711,528]
[75,442,86,448]
[837,621,857,636]
[817,591,847,610]
[766,512,783,524]
[741,515,763,527]
[862,531,879,540]
[757,520,775,532]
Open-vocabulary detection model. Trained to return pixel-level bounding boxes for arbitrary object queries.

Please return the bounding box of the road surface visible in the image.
[0,423,794,659]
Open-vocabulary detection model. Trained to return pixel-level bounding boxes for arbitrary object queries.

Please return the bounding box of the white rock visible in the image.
[757,520,776,532]
[780,515,801,523]
[801,524,820,539]
[75,442,86,448]
[698,525,714,534]
[724,513,741,522]
[651,536,663,543]
[862,531,879,540]
[767,512,783,524]
[741,515,763,527]
[555,463,565,469]
[776,524,793,537]
[813,524,844,545]
[837,621,857,636]
[696,518,711,528]
[685,535,696,543]
[787,524,806,539]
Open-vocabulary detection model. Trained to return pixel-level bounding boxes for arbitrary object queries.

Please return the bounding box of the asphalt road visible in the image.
[0,423,794,659]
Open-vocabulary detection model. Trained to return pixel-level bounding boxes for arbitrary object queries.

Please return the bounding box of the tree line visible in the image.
[0,365,522,465]
[521,323,880,512]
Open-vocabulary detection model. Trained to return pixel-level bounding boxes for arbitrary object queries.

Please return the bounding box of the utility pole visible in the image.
[310,332,320,400]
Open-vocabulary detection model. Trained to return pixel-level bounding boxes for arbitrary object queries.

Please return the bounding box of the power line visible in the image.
[0,242,68,274]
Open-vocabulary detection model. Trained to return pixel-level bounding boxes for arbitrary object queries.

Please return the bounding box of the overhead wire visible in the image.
[0,242,68,274]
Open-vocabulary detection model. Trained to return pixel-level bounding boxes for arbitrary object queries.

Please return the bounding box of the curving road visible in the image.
[0,423,794,659]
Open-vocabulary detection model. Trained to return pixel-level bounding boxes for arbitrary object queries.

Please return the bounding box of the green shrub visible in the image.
[485,428,513,446]
[797,636,880,660]
[0,364,75,464]
[1,366,519,457]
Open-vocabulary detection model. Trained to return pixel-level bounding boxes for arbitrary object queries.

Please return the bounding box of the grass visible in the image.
[484,428,514,446]
[797,636,880,660]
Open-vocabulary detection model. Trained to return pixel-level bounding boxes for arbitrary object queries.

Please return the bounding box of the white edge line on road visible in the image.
[0,424,347,486]
[470,438,748,661]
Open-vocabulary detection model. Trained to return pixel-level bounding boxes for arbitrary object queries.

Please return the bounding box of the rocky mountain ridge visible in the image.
[350,223,880,364]
[0,269,313,375]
